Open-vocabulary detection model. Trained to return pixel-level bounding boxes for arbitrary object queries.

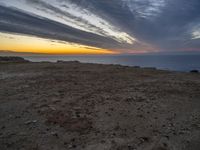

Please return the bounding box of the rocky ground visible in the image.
[0,61,200,150]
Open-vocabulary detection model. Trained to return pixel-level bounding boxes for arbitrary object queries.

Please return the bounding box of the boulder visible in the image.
[190,70,199,73]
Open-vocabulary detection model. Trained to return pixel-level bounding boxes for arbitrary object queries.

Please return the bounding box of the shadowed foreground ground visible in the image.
[0,62,200,150]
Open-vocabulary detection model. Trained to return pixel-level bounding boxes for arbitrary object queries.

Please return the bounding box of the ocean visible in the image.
[24,55,200,72]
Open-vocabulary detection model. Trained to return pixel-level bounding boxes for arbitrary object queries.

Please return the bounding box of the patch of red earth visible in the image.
[45,111,93,132]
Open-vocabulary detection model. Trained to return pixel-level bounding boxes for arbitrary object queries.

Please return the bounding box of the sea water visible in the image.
[24,55,200,72]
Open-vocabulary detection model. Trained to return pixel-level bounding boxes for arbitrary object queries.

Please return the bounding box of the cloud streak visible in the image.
[0,0,200,53]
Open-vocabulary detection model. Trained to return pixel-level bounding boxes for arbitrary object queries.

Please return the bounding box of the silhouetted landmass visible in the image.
[57,60,80,64]
[0,56,29,63]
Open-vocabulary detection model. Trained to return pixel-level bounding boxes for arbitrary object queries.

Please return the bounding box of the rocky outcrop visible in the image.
[190,70,199,73]
[0,56,29,63]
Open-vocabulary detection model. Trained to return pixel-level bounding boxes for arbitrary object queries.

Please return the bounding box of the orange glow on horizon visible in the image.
[0,33,117,55]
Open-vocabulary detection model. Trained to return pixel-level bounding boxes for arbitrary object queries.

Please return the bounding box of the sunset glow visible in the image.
[0,33,116,55]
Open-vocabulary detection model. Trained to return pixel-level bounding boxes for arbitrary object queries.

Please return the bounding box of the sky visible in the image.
[0,0,200,54]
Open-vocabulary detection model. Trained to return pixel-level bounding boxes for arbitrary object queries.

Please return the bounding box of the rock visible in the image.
[133,66,140,68]
[139,136,150,142]
[144,67,157,70]
[190,70,199,73]
[51,131,58,137]
[68,144,77,148]
[24,120,37,125]
[48,105,57,111]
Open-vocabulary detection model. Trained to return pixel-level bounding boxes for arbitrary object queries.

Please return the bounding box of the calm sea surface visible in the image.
[24,55,200,72]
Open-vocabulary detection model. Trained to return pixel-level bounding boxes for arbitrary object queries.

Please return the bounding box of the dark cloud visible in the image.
[0,5,122,49]
[131,0,200,51]
[0,0,200,52]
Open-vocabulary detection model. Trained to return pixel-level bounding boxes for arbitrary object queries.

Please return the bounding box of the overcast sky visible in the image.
[0,0,200,53]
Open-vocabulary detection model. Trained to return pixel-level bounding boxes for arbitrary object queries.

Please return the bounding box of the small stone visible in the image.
[25,120,37,125]
[71,138,75,142]
[48,105,56,111]
[140,137,150,142]
[51,131,58,137]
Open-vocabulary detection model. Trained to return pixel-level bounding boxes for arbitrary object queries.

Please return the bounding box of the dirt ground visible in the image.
[0,62,200,150]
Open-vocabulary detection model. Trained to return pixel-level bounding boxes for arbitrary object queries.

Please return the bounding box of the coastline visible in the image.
[19,55,200,72]
[2,55,200,73]
[0,58,200,150]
